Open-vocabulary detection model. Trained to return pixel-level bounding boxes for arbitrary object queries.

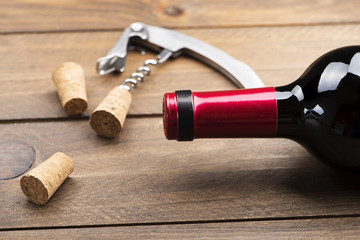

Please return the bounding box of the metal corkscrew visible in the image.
[120,59,157,91]
[90,22,265,138]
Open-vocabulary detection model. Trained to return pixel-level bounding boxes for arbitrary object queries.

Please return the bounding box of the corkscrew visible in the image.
[118,59,157,92]
[90,22,265,138]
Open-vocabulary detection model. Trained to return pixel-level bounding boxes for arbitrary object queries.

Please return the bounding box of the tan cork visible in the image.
[20,152,74,205]
[52,62,88,115]
[89,86,132,138]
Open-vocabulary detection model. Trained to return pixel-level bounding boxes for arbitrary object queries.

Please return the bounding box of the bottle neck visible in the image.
[163,87,279,140]
[275,84,304,138]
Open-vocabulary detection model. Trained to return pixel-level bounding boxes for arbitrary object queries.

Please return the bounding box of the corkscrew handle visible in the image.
[97,22,265,89]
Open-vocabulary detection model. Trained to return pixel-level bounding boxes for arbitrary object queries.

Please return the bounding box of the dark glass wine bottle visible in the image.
[162,46,360,169]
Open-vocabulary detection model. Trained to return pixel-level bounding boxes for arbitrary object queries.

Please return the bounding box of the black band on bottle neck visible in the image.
[175,90,194,141]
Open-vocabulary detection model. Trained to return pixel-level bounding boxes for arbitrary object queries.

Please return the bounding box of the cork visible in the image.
[20,152,74,205]
[90,86,132,138]
[52,62,88,115]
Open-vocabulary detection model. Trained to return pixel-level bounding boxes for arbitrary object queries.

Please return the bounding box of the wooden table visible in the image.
[1,1,360,239]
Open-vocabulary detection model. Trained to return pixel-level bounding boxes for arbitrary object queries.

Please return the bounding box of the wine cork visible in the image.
[52,62,88,115]
[20,152,74,205]
[90,86,132,138]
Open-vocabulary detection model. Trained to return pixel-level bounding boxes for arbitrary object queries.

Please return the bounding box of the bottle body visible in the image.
[275,47,360,169]
[163,46,360,169]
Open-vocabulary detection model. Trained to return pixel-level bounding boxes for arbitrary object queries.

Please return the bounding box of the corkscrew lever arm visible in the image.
[97,22,265,89]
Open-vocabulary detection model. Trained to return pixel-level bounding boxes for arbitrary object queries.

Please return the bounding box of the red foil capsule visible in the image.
[163,87,277,140]
[163,92,178,140]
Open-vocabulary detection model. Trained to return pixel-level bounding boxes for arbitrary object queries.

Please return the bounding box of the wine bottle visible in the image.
[162,46,360,169]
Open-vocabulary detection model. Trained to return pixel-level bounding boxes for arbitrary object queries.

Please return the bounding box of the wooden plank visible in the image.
[2,217,360,239]
[0,0,359,33]
[1,24,360,120]
[1,118,360,228]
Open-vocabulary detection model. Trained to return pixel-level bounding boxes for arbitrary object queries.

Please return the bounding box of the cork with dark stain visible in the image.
[20,152,74,205]
[90,86,132,138]
[52,62,88,115]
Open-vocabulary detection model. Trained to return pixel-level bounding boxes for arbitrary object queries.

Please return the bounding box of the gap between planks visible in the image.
[1,214,360,232]
[1,21,360,36]
[0,114,162,125]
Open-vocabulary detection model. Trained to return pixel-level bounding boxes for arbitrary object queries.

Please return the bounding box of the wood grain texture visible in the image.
[0,0,359,33]
[2,217,360,239]
[2,0,360,238]
[1,119,360,229]
[0,24,360,120]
